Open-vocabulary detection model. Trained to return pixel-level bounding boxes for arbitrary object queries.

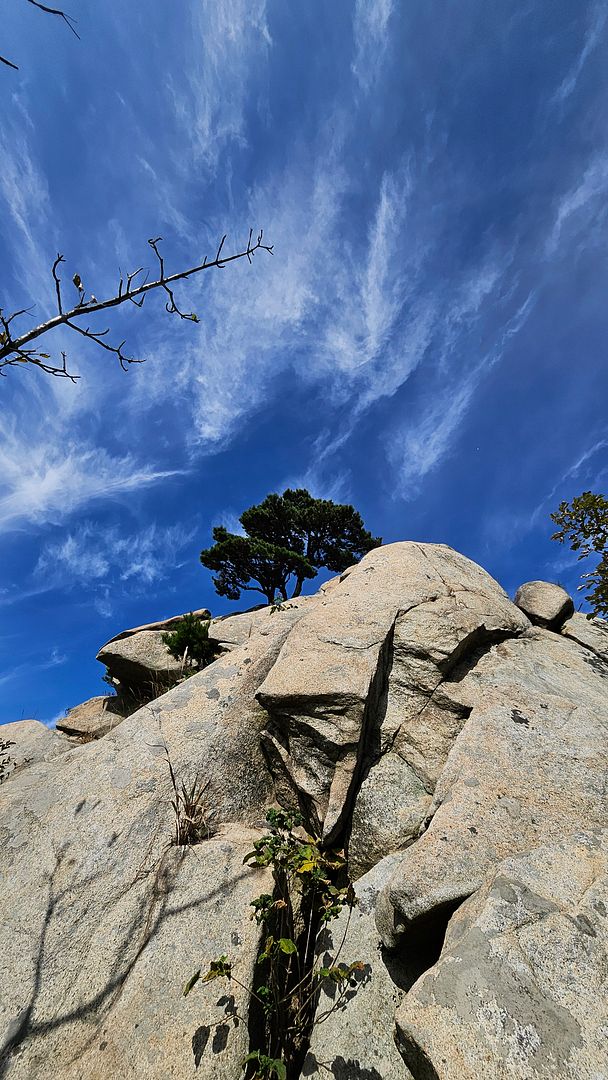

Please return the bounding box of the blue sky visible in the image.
[1,0,606,724]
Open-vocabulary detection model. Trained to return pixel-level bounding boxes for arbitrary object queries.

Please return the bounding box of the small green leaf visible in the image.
[182,969,201,997]
[278,938,297,954]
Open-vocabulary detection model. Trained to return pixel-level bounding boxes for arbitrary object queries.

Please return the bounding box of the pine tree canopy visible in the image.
[200,489,381,605]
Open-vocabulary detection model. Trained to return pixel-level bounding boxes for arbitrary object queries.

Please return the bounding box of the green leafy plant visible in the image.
[162,613,217,670]
[200,489,381,605]
[551,491,608,618]
[0,737,15,785]
[185,808,366,1077]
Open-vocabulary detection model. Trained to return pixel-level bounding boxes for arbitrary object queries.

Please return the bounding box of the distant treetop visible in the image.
[551,490,608,619]
[200,488,381,606]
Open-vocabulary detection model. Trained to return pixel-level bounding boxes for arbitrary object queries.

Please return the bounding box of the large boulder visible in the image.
[513,581,574,629]
[96,629,186,700]
[96,609,212,702]
[394,831,608,1080]
[258,542,529,849]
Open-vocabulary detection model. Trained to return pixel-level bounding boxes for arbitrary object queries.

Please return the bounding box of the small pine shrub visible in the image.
[162,613,217,669]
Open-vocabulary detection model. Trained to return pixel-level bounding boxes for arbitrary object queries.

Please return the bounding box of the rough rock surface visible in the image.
[376,627,608,948]
[0,600,309,1078]
[1,544,607,1080]
[56,695,126,738]
[560,609,608,662]
[395,831,608,1080]
[0,719,72,780]
[303,854,414,1080]
[258,542,529,846]
[514,580,574,629]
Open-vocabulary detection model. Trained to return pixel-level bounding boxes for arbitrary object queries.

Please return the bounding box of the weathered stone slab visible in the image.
[303,853,415,1080]
[394,831,608,1080]
[258,542,529,847]
[376,629,608,949]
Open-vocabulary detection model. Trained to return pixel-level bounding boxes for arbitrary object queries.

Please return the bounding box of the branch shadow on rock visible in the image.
[0,842,252,1077]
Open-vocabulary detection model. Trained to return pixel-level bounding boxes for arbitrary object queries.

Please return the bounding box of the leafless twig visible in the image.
[26,0,79,37]
[2,0,79,71]
[0,230,273,380]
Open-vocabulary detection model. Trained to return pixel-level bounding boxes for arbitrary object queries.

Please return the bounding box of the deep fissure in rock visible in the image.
[245,862,335,1080]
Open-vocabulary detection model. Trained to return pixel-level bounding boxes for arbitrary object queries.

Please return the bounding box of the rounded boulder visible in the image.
[514,580,574,629]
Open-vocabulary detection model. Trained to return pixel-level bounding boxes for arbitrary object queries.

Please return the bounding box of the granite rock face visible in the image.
[375,627,608,948]
[0,719,72,781]
[258,542,529,847]
[394,831,608,1080]
[1,544,607,1080]
[303,853,415,1080]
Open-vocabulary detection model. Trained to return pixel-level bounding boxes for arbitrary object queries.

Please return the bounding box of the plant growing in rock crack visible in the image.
[0,737,16,784]
[184,808,366,1078]
[163,745,216,846]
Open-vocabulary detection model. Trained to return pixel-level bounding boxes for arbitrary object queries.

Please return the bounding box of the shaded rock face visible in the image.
[56,695,126,738]
[1,543,607,1079]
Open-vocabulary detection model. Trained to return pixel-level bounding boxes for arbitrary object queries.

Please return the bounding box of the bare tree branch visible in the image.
[0,230,273,380]
[25,0,79,39]
[2,0,79,72]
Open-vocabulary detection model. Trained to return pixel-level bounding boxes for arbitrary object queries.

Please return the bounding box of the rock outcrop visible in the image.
[97,611,212,703]
[56,695,127,739]
[1,545,607,1080]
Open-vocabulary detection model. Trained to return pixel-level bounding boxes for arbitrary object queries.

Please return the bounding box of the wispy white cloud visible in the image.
[0,98,53,303]
[169,0,271,173]
[531,436,608,524]
[34,520,196,589]
[134,149,433,453]
[547,154,608,255]
[552,2,607,105]
[0,415,183,532]
[352,0,395,93]
[388,290,536,495]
